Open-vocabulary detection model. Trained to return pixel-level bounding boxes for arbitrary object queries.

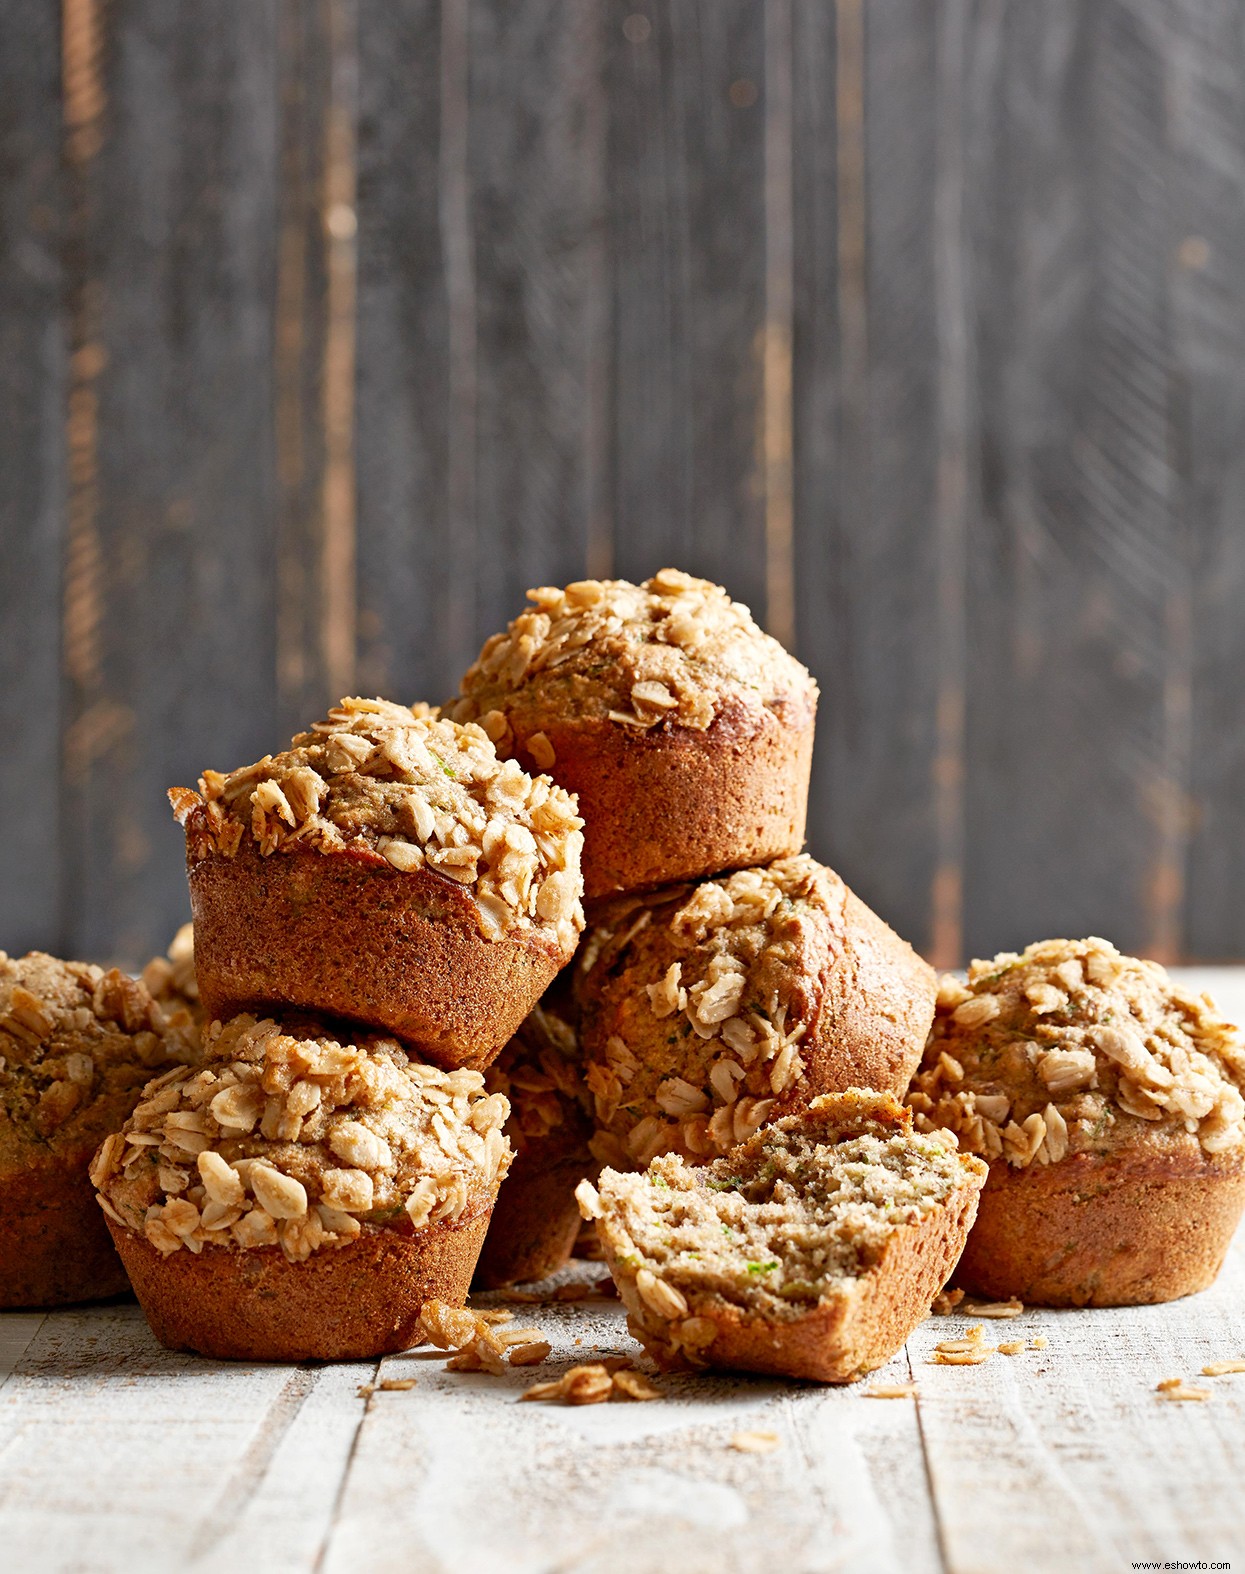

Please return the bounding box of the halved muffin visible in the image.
[448,571,817,898]
[172,697,584,1070]
[576,856,936,1170]
[0,952,200,1307]
[909,937,1245,1305]
[474,989,595,1289]
[93,1013,512,1359]
[579,1090,986,1383]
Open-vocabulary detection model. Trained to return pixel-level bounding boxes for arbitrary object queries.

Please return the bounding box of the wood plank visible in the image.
[959,0,1184,964]
[319,1270,940,1574]
[60,0,283,968]
[353,0,463,705]
[1169,3,1245,963]
[915,1232,1245,1571]
[0,1302,369,1572]
[274,0,359,736]
[0,0,66,955]
[791,0,944,957]
[606,0,770,616]
[468,0,608,639]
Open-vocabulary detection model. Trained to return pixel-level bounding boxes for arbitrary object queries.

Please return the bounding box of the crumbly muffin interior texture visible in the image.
[909,937,1245,1167]
[0,951,199,1170]
[484,1001,588,1152]
[580,856,842,1170]
[170,697,585,951]
[449,569,817,742]
[93,1014,512,1263]
[585,1093,973,1325]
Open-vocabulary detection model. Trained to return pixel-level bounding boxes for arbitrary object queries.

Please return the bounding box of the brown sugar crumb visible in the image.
[1156,1378,1212,1402]
[931,1288,965,1316]
[866,1383,919,1399]
[1202,1360,1245,1377]
[730,1429,781,1454]
[961,1299,1024,1319]
[996,1341,1026,1356]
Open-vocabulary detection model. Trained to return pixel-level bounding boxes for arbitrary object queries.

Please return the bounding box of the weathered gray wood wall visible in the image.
[2,0,1244,970]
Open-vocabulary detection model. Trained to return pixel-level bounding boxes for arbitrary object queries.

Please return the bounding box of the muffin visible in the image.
[578,1089,986,1383]
[93,1013,512,1359]
[141,923,202,1035]
[448,570,818,898]
[172,697,585,1070]
[0,952,200,1307]
[576,855,936,1170]
[475,991,595,1289]
[908,937,1245,1306]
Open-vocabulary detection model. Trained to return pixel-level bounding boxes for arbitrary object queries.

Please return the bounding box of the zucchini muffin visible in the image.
[475,991,595,1289]
[448,570,817,898]
[172,697,585,1070]
[576,856,936,1170]
[0,952,200,1307]
[141,923,202,1035]
[94,1013,512,1359]
[909,937,1245,1305]
[578,1090,986,1383]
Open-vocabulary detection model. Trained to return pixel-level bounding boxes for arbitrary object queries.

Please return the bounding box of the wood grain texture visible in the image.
[469,0,607,640]
[792,0,945,956]
[606,0,770,617]
[60,0,284,968]
[0,0,65,956]
[1,965,1242,1574]
[1170,2,1245,961]
[959,1,1184,963]
[353,0,461,705]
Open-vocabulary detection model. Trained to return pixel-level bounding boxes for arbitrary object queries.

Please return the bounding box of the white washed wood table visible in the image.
[3,972,1245,1574]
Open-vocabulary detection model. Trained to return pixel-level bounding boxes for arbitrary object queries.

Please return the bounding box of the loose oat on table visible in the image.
[730,1430,781,1454]
[1,951,200,1165]
[960,1299,1025,1319]
[1156,1379,1212,1402]
[171,698,585,953]
[1202,1360,1245,1376]
[909,938,1245,1166]
[93,1016,511,1263]
[866,1383,919,1399]
[996,1341,1025,1356]
[579,857,856,1168]
[451,570,815,740]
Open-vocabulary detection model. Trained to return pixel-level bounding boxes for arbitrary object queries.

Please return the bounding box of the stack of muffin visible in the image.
[5,565,1243,1385]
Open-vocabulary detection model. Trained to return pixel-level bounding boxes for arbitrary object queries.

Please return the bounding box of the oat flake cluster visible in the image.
[484,1003,587,1151]
[583,856,834,1170]
[451,568,814,744]
[171,697,584,950]
[0,951,199,1142]
[909,937,1245,1166]
[92,1014,511,1262]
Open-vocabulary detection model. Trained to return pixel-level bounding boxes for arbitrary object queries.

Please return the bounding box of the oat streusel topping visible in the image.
[93,1014,512,1263]
[449,569,816,743]
[579,856,839,1170]
[0,952,200,1164]
[484,1001,588,1153]
[908,937,1245,1167]
[170,698,585,951]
